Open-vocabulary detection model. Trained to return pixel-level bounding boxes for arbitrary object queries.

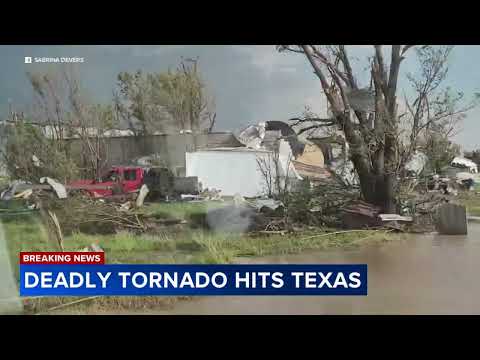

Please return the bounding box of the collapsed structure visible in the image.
[184,121,335,197]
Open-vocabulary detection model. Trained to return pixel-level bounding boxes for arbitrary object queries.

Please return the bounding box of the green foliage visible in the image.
[282,179,359,227]
[115,70,167,135]
[423,131,461,174]
[115,58,215,134]
[3,122,78,183]
[153,58,215,133]
[24,67,118,179]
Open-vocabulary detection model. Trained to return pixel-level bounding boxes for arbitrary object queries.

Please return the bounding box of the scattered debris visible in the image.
[405,152,428,177]
[1,180,30,201]
[80,243,104,252]
[201,188,222,201]
[292,161,331,182]
[378,214,413,232]
[180,194,203,201]
[436,203,468,235]
[13,189,32,199]
[249,198,283,211]
[378,214,413,222]
[32,155,41,167]
[135,184,149,208]
[341,201,382,229]
[119,201,132,211]
[236,122,266,149]
[135,154,164,167]
[451,156,478,173]
[40,177,67,199]
[330,158,358,186]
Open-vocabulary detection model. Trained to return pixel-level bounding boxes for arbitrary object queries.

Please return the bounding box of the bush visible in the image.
[282,179,360,227]
[4,122,78,183]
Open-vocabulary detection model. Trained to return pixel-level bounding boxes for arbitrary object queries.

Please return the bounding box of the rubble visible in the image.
[201,188,222,201]
[330,157,358,186]
[40,177,67,199]
[250,198,283,211]
[451,156,478,173]
[30,192,146,235]
[405,152,428,177]
[135,184,149,207]
[13,189,32,199]
[80,242,104,252]
[1,180,30,201]
[32,155,41,167]
[236,122,266,149]
[436,203,468,235]
[378,214,413,222]
[341,201,382,229]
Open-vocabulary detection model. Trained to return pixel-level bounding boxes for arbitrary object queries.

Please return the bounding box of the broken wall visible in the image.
[64,133,243,177]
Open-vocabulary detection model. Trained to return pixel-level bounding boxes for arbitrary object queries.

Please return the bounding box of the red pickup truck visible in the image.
[69,166,200,200]
[69,166,145,198]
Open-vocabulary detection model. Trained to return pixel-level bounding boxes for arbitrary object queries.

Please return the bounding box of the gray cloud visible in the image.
[1,45,479,150]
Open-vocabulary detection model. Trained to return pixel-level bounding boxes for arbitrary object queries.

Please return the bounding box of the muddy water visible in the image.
[159,223,480,315]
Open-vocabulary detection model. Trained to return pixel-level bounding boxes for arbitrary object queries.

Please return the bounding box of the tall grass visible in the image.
[2,208,398,314]
[457,192,480,216]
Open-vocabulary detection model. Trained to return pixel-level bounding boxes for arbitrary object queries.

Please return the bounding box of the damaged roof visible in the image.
[205,132,245,148]
[265,121,304,157]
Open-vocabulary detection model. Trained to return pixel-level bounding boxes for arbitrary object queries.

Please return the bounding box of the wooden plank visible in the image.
[14,184,113,192]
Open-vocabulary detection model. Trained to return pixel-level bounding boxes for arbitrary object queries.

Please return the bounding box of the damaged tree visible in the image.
[25,65,118,179]
[279,45,478,212]
[256,146,294,200]
[115,58,216,135]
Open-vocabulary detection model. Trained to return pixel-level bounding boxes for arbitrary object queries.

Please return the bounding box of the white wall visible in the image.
[186,149,302,197]
[186,151,267,197]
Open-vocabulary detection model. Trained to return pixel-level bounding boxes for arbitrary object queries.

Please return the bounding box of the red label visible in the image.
[20,252,105,265]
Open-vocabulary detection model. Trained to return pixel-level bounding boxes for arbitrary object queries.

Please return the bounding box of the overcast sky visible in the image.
[1,45,479,150]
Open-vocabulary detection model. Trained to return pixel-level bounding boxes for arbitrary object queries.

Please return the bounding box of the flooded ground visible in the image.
[153,223,480,315]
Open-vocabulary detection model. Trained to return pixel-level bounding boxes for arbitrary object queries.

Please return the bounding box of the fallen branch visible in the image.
[299,229,382,242]
[257,230,287,235]
[35,296,101,315]
[47,210,64,251]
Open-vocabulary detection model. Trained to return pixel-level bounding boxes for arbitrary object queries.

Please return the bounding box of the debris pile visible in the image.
[341,201,382,229]
[33,192,146,235]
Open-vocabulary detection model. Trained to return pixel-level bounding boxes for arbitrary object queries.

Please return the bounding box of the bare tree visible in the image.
[25,65,117,179]
[278,45,478,212]
[256,146,294,199]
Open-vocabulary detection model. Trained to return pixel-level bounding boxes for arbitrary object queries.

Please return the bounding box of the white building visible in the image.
[186,140,301,197]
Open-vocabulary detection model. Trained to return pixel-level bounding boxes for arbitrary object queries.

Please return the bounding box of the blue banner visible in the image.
[20,264,367,296]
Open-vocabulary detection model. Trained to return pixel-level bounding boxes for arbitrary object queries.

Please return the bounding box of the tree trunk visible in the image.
[356,169,396,213]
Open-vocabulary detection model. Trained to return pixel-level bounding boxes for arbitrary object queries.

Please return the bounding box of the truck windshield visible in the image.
[124,169,137,181]
[102,170,119,182]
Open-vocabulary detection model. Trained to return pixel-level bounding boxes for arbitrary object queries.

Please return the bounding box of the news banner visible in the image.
[19,252,367,296]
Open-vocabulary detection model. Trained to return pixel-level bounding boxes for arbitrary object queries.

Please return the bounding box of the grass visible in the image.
[140,201,229,221]
[2,203,398,314]
[456,192,480,216]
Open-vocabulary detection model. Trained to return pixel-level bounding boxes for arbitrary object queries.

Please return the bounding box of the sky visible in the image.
[1,45,479,150]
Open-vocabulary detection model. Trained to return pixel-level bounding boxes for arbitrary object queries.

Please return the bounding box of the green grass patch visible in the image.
[457,192,480,216]
[141,201,229,220]
[2,209,398,314]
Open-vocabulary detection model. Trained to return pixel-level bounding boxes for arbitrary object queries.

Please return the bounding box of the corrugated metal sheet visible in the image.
[206,133,245,148]
[292,161,331,180]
